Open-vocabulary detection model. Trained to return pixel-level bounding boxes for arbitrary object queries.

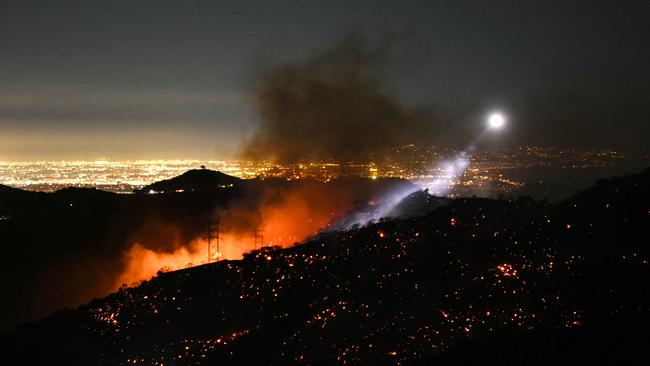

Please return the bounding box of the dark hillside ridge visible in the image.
[2,167,648,365]
[0,171,416,334]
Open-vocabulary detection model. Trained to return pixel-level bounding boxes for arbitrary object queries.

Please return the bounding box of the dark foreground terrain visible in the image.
[0,170,413,333]
[1,169,649,365]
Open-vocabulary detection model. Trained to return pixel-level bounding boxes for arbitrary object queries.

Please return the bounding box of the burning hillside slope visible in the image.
[2,168,648,365]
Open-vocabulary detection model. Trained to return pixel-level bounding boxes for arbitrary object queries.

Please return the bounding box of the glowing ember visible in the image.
[495,263,518,277]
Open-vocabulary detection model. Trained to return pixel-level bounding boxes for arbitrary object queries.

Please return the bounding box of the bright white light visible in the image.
[488,113,506,129]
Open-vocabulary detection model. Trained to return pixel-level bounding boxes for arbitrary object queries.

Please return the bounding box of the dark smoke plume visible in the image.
[242,35,440,162]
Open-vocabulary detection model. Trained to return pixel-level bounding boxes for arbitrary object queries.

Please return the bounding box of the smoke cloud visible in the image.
[242,35,440,162]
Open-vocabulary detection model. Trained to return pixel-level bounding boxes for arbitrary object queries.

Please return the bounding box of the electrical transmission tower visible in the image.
[253,227,264,249]
[206,217,222,263]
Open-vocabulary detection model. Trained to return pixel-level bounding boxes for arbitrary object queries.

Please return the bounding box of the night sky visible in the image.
[1,0,647,161]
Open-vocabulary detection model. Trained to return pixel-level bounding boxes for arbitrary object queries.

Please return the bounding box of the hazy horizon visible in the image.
[1,1,648,161]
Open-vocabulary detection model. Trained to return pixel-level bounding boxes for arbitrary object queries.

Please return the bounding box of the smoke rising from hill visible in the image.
[241,35,440,162]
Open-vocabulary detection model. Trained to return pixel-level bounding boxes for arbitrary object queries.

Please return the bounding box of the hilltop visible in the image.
[2,168,648,365]
[136,169,242,194]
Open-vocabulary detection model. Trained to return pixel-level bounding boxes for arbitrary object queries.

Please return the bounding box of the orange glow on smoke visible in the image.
[114,234,261,289]
[115,181,365,289]
[114,242,202,288]
[260,189,338,247]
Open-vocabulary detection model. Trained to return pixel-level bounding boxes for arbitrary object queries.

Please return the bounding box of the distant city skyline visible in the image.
[1,145,637,196]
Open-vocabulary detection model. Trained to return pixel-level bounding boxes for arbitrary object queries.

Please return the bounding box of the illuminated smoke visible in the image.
[114,234,257,288]
[426,152,470,196]
[241,35,441,162]
[335,151,470,229]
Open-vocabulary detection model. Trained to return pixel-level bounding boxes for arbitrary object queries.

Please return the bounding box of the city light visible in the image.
[0,146,626,196]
